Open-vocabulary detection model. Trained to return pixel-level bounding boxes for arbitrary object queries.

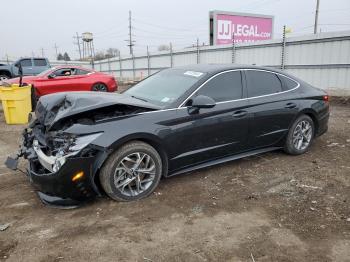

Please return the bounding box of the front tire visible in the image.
[0,75,10,81]
[100,141,162,201]
[284,115,314,155]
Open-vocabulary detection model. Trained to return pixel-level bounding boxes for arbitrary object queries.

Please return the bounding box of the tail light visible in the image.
[323,94,329,102]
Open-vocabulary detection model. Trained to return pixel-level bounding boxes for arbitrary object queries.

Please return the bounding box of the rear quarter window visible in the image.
[75,69,90,75]
[279,75,299,90]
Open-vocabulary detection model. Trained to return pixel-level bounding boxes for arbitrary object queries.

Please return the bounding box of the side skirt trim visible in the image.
[167,146,282,177]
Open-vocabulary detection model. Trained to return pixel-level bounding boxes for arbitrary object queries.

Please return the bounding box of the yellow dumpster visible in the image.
[0,84,32,124]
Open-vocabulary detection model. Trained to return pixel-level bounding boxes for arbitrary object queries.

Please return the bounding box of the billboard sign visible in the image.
[210,11,274,45]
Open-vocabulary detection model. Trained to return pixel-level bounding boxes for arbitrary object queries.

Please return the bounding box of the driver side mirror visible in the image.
[48,74,56,79]
[191,95,216,109]
[188,95,216,114]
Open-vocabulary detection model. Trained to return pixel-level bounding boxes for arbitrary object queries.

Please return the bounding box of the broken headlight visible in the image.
[34,132,103,173]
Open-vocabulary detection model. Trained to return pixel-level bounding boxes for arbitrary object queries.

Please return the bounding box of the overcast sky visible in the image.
[1,0,349,60]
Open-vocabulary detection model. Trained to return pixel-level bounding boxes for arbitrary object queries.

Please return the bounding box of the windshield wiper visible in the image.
[131,95,148,103]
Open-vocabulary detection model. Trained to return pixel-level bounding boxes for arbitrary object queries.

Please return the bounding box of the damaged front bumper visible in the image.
[6,128,102,208]
[28,155,98,208]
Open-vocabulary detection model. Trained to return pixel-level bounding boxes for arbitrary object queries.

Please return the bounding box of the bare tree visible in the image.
[106,48,120,58]
[94,51,106,61]
[158,44,170,52]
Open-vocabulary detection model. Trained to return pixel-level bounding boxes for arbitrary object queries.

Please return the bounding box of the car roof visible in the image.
[171,64,288,75]
[52,65,93,71]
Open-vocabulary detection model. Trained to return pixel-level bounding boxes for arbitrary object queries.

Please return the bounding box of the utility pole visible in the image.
[314,0,320,34]
[231,32,235,63]
[127,10,134,55]
[146,46,150,76]
[281,25,286,70]
[196,38,200,64]
[73,32,82,60]
[54,43,59,58]
[40,48,45,58]
[91,40,95,69]
[170,42,173,67]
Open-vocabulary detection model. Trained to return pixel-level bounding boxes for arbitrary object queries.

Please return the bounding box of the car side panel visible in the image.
[246,91,300,149]
[63,106,247,174]
[33,73,115,96]
[166,101,250,172]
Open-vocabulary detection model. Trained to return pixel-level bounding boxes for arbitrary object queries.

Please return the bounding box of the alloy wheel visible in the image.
[113,152,156,197]
[92,83,107,92]
[292,120,313,151]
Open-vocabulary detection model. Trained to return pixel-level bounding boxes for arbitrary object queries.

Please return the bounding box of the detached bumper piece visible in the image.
[37,192,81,209]
[28,156,98,208]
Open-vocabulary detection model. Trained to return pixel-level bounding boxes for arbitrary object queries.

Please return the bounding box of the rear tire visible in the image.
[92,83,108,92]
[100,141,162,201]
[284,115,314,155]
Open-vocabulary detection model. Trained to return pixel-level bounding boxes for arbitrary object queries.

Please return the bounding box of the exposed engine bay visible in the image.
[6,92,157,174]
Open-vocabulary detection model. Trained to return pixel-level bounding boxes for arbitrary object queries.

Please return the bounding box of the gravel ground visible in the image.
[0,103,349,262]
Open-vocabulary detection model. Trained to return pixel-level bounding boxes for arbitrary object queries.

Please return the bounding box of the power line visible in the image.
[73,32,82,60]
[93,19,128,37]
[132,26,205,38]
[95,32,128,39]
[131,18,207,33]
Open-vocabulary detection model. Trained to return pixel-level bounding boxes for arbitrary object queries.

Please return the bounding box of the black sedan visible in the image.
[6,64,329,207]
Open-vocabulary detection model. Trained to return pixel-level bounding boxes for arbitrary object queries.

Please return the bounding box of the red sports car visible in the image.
[7,66,117,98]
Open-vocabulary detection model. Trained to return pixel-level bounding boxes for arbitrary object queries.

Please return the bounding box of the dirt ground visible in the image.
[0,102,349,262]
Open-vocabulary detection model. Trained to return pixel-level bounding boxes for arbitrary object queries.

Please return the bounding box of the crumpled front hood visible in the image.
[35,91,160,129]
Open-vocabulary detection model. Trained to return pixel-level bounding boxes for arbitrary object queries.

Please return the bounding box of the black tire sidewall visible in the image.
[0,75,10,80]
[285,115,315,155]
[101,142,162,201]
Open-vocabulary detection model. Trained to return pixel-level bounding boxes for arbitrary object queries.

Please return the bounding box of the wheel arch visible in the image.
[92,133,169,194]
[110,133,169,177]
[297,109,319,136]
[91,81,108,91]
[0,70,12,78]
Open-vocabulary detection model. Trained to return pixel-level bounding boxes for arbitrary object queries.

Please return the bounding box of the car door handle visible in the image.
[232,110,247,118]
[285,102,297,109]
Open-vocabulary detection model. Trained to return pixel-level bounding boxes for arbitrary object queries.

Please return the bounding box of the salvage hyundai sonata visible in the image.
[6,64,329,207]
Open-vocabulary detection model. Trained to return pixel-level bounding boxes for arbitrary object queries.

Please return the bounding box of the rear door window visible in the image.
[196,71,243,102]
[33,59,47,66]
[19,59,32,67]
[246,70,283,97]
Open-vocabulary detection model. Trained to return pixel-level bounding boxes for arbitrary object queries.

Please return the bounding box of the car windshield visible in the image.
[37,67,56,76]
[124,69,206,107]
